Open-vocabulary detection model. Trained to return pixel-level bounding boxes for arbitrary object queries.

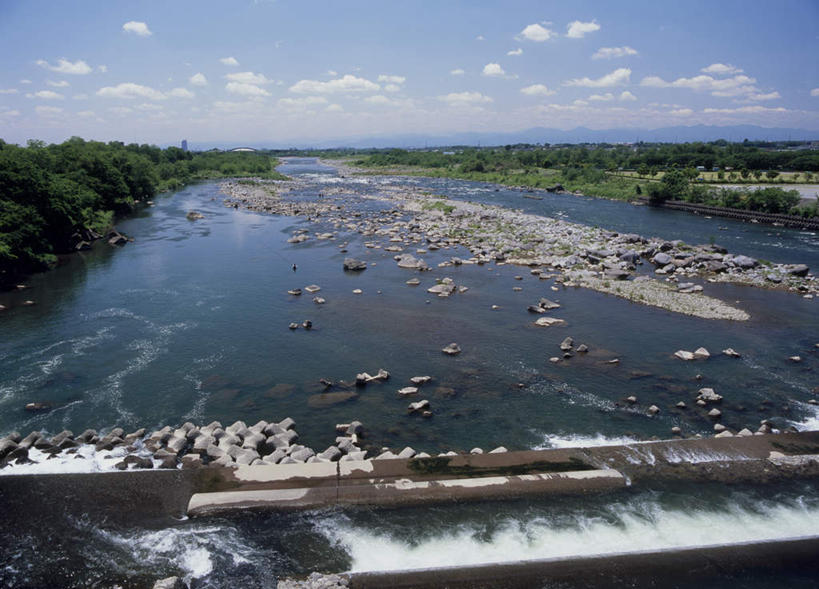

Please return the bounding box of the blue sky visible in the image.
[1,0,818,146]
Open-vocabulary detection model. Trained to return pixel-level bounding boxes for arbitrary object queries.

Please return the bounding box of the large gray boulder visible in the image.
[732,255,758,269]
[343,258,367,271]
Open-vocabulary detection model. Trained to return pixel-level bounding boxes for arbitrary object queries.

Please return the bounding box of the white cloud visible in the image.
[278,96,328,109]
[670,108,693,116]
[619,90,637,101]
[225,82,271,97]
[189,73,208,86]
[0,109,21,117]
[701,63,743,75]
[46,80,69,88]
[383,84,400,93]
[703,105,787,114]
[507,48,523,56]
[566,20,600,38]
[0,88,18,94]
[364,95,414,108]
[810,88,819,97]
[98,65,107,73]
[326,70,338,77]
[592,46,637,60]
[572,99,589,107]
[168,87,194,98]
[108,106,134,115]
[438,91,493,105]
[325,103,343,112]
[289,74,379,94]
[97,82,166,100]
[35,105,63,115]
[565,67,631,87]
[220,57,240,66]
[746,91,780,101]
[588,92,615,101]
[518,23,555,42]
[20,79,32,84]
[520,84,555,96]
[29,90,64,100]
[77,110,96,118]
[73,93,88,100]
[136,103,163,111]
[482,63,506,77]
[378,74,406,84]
[36,58,92,75]
[639,73,760,98]
[450,68,465,76]
[225,71,272,85]
[122,21,152,36]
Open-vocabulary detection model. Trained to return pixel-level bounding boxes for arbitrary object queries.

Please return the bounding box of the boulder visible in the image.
[410,376,432,386]
[535,317,565,327]
[346,421,364,436]
[290,447,315,462]
[576,344,589,353]
[185,211,205,221]
[343,258,367,271]
[396,254,429,271]
[708,408,722,418]
[787,264,809,277]
[722,348,741,358]
[538,298,560,310]
[692,347,710,359]
[489,446,508,454]
[398,387,419,396]
[152,576,187,589]
[674,350,695,361]
[398,447,417,459]
[732,255,758,269]
[697,388,723,403]
[319,446,343,461]
[442,343,461,355]
[652,253,673,266]
[408,400,430,413]
[560,337,574,351]
[0,438,18,459]
[647,405,660,415]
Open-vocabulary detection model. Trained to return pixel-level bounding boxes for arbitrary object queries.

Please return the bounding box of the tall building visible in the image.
[181,139,188,151]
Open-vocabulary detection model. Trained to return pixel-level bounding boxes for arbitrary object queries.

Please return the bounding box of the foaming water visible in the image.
[534,432,640,449]
[316,493,819,573]
[0,441,160,475]
[791,402,819,431]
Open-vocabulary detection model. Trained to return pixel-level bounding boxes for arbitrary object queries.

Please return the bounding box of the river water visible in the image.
[1,158,818,587]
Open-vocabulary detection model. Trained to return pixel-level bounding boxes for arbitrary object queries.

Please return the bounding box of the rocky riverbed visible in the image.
[219,167,817,321]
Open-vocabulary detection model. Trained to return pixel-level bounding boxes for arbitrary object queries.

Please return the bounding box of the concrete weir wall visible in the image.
[186,431,819,516]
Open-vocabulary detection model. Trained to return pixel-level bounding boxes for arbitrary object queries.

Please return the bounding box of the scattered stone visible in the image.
[408,400,430,413]
[560,337,574,351]
[697,388,723,403]
[442,343,461,355]
[722,348,741,358]
[626,396,637,404]
[288,289,302,296]
[410,376,432,386]
[398,387,419,396]
[304,285,321,294]
[535,317,565,327]
[352,289,363,295]
[714,423,727,432]
[693,347,710,359]
[343,258,367,271]
[647,405,660,415]
[788,356,802,363]
[671,426,682,435]
[186,211,205,221]
[674,350,695,361]
[708,408,722,418]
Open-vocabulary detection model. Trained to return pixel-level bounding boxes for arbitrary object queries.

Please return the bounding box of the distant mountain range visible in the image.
[193,125,819,151]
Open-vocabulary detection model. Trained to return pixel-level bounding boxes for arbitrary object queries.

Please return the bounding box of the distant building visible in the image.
[181,139,188,151]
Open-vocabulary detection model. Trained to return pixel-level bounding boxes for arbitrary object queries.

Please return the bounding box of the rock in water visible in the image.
[442,343,461,355]
[674,350,694,361]
[343,258,367,271]
[693,347,710,359]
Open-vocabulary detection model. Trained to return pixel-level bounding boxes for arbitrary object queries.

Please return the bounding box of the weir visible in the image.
[187,432,819,515]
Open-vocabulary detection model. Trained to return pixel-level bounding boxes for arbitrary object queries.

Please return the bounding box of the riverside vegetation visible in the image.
[0,137,284,284]
[335,142,819,217]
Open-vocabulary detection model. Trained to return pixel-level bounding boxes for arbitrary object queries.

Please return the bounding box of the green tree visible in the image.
[765,170,780,181]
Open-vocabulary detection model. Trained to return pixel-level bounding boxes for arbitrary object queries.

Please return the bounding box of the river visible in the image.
[0,158,817,587]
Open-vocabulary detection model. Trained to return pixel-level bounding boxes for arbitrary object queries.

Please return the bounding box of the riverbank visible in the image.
[221,167,817,321]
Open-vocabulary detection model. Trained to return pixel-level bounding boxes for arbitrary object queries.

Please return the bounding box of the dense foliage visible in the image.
[0,137,282,281]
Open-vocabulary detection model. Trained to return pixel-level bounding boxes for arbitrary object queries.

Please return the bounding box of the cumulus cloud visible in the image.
[701,63,743,75]
[220,57,240,66]
[703,105,787,114]
[450,68,465,76]
[226,71,273,85]
[97,82,166,100]
[384,84,401,93]
[122,21,152,36]
[377,74,406,84]
[46,80,69,88]
[592,46,637,60]
[35,105,63,115]
[28,90,64,100]
[278,96,328,109]
[20,79,32,84]
[520,84,555,96]
[640,73,760,97]
[438,91,493,105]
[518,23,555,42]
[670,108,693,116]
[0,88,19,94]
[565,67,631,87]
[325,103,343,112]
[588,92,615,101]
[36,58,92,75]
[619,90,637,101]
[189,73,207,86]
[364,95,414,108]
[225,82,271,97]
[566,20,600,38]
[507,48,523,56]
[746,91,780,101]
[168,87,194,98]
[482,63,506,77]
[810,88,819,97]
[0,109,21,117]
[289,74,379,94]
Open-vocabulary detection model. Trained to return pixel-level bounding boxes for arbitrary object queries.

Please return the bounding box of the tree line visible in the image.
[0,137,281,283]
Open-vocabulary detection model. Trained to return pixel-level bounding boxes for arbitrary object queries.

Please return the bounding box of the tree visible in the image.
[637,164,650,178]
[752,170,763,181]
[765,170,780,181]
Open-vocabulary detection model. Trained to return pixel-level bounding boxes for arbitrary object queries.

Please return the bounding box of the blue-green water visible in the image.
[1,158,818,587]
